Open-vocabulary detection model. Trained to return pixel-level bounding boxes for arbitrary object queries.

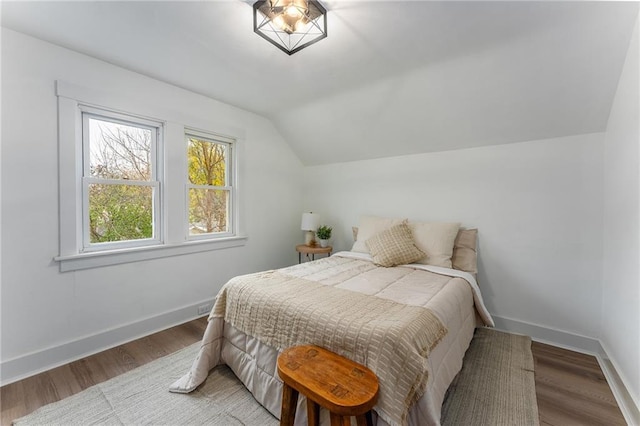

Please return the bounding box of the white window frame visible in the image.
[80,107,164,252]
[185,129,236,241]
[54,80,247,272]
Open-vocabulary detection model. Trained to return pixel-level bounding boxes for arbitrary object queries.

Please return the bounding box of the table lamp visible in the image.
[301,212,320,246]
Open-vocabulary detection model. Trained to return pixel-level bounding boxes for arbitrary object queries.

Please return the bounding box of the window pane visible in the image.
[187,137,226,186]
[89,117,152,181]
[89,183,154,243]
[189,188,229,235]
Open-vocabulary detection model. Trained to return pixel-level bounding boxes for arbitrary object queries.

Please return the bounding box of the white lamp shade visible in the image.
[301,212,320,231]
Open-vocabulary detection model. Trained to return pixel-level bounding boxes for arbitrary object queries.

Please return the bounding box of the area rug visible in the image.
[441,327,539,426]
[14,327,538,425]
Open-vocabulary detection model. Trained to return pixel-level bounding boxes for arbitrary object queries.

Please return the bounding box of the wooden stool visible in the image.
[277,345,379,426]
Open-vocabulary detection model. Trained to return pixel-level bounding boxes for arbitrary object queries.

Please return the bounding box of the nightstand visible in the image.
[296,244,332,264]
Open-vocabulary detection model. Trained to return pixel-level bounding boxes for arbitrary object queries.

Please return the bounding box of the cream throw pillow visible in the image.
[410,222,461,268]
[366,223,425,267]
[351,215,407,253]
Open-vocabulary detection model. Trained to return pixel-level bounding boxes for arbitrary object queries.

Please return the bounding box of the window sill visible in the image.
[54,236,248,272]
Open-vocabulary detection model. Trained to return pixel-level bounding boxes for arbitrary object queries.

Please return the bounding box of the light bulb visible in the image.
[294,18,311,33]
[273,15,287,31]
[268,0,310,34]
[285,5,302,18]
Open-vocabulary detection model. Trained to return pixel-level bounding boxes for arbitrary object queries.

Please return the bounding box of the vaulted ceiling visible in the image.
[2,1,638,165]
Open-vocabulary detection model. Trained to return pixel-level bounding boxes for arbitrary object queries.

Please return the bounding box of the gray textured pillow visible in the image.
[452,228,478,275]
[366,223,426,267]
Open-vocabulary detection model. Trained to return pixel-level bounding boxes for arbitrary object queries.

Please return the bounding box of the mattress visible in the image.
[170,251,493,426]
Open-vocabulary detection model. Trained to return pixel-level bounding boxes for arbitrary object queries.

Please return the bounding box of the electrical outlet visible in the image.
[197,303,212,316]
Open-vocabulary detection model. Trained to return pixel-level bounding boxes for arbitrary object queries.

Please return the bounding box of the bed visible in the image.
[170,218,494,426]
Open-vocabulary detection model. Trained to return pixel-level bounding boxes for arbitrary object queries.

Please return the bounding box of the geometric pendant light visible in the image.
[253,0,327,55]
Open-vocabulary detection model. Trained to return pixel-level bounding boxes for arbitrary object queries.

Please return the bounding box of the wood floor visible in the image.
[532,341,626,426]
[1,319,626,426]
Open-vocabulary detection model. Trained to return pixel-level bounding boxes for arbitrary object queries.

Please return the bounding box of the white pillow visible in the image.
[409,222,461,268]
[351,215,407,253]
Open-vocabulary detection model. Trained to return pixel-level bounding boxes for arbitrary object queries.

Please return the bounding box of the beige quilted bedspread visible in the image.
[215,271,447,426]
[170,253,493,426]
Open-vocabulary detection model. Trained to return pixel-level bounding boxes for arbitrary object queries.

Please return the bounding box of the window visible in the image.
[81,108,162,251]
[186,131,235,239]
[55,80,246,271]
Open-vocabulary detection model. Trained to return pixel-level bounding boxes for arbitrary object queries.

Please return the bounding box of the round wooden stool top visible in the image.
[277,345,379,416]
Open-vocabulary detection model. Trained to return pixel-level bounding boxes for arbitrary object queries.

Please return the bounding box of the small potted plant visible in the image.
[316,225,332,248]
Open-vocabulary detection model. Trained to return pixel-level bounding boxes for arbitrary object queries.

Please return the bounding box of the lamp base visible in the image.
[304,231,316,247]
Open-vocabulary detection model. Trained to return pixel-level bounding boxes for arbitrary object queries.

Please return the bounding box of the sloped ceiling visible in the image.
[2,1,638,165]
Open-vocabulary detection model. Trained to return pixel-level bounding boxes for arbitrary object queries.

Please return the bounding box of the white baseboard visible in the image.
[597,343,640,426]
[492,315,639,425]
[492,315,603,354]
[0,299,214,387]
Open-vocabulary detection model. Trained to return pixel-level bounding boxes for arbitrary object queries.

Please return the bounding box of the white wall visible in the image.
[303,134,604,342]
[602,12,640,417]
[0,29,304,383]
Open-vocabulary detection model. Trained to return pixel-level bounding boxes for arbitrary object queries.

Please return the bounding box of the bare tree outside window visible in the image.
[89,120,151,181]
[86,117,155,244]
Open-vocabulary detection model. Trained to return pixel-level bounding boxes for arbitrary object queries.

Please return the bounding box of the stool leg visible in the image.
[280,383,299,426]
[329,412,349,426]
[306,399,320,426]
[356,411,374,426]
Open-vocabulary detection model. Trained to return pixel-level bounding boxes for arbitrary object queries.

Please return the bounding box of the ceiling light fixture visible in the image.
[253,0,327,55]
